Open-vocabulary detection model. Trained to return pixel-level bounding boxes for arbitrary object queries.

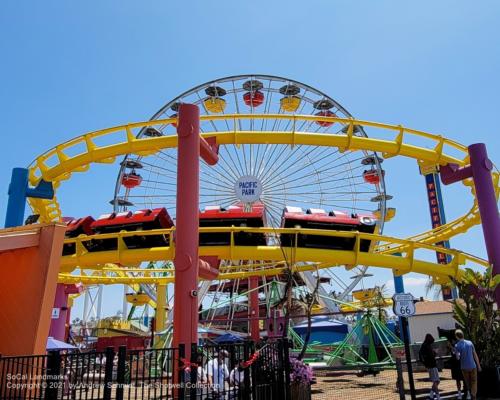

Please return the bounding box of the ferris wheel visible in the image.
[112,75,390,317]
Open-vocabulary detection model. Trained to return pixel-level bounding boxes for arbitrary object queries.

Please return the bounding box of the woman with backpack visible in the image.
[419,333,441,400]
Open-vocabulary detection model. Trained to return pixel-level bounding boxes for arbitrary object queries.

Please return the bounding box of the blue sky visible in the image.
[1,1,499,318]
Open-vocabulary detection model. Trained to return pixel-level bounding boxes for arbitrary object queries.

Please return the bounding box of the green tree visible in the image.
[452,266,500,368]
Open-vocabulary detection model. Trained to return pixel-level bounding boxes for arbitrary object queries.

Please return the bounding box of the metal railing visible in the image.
[0,339,291,400]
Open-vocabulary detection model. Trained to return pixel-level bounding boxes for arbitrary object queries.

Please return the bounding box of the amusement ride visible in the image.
[15,74,499,364]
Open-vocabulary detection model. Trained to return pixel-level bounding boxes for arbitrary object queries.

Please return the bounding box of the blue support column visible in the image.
[393,272,406,340]
[392,252,412,341]
[5,167,54,228]
[5,168,30,228]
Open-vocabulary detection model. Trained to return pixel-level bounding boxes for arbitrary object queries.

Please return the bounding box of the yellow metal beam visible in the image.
[56,227,489,286]
[155,284,167,335]
[27,114,480,223]
[24,113,498,281]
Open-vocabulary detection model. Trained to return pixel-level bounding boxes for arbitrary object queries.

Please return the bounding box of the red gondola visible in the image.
[243,91,264,107]
[315,110,336,127]
[121,172,143,189]
[280,206,377,251]
[363,169,385,185]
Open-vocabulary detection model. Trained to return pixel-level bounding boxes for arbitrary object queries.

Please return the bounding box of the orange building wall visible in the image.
[0,224,66,355]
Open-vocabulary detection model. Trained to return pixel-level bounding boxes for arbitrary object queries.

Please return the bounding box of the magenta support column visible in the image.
[469,144,500,303]
[49,283,69,340]
[49,284,83,341]
[249,277,260,341]
[440,143,500,304]
[173,104,201,353]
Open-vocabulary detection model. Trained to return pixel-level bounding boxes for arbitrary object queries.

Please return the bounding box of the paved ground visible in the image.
[312,368,460,400]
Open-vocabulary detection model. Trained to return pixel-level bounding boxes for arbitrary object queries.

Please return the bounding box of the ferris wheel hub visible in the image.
[234,175,263,203]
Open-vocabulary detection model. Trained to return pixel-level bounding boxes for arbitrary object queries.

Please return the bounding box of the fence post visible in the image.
[276,340,285,399]
[250,341,258,400]
[395,357,406,400]
[243,340,251,399]
[190,343,198,400]
[116,346,126,400]
[103,346,115,400]
[283,339,292,400]
[178,343,185,399]
[45,351,61,400]
[402,317,417,400]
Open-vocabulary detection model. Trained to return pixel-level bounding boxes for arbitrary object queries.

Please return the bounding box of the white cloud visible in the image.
[385,276,428,289]
[384,276,431,299]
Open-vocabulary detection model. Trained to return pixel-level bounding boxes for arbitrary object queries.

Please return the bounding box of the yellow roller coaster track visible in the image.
[57,226,490,285]
[25,114,498,284]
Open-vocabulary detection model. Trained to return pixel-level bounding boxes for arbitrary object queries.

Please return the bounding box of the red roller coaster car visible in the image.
[280,206,377,252]
[62,216,95,255]
[199,203,267,246]
[62,208,174,253]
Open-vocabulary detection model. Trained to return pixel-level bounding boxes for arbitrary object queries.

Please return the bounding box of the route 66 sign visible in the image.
[392,293,416,317]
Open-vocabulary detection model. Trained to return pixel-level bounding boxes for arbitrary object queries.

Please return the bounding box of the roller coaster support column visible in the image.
[441,143,500,304]
[249,276,260,341]
[420,166,457,300]
[5,167,54,228]
[156,284,167,335]
[4,169,76,342]
[173,104,219,357]
[392,262,407,340]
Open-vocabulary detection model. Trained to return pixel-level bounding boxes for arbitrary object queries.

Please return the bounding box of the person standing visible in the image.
[206,350,230,399]
[419,333,441,400]
[447,338,465,399]
[229,359,246,399]
[455,330,482,400]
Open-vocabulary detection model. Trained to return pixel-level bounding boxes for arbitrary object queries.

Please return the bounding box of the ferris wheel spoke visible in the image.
[214,150,244,180]
[269,155,366,188]
[324,270,349,291]
[221,145,247,178]
[257,141,316,184]
[260,79,274,132]
[260,145,347,188]
[231,80,243,132]
[157,150,178,163]
[266,170,370,195]
[201,162,239,187]
[139,168,177,182]
[199,171,235,189]
[259,199,284,227]
[139,160,177,177]
[261,148,332,190]
[199,195,239,206]
[318,163,369,183]
[141,179,176,187]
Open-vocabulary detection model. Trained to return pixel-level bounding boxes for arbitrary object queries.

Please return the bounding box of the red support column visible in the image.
[249,276,260,341]
[173,104,201,355]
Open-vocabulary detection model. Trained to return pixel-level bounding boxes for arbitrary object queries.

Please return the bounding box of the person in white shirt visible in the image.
[229,359,246,399]
[206,350,230,399]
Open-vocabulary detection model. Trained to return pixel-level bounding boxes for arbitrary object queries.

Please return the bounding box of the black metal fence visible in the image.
[0,340,291,400]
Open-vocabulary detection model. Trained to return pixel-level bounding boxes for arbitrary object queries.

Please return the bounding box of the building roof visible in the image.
[414,300,455,316]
